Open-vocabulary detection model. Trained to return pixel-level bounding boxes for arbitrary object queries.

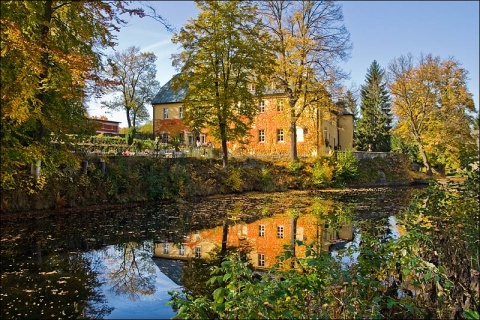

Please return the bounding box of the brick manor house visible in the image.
[152,75,354,157]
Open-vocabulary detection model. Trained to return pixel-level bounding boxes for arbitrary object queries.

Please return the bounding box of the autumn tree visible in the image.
[258,0,351,160]
[101,46,160,133]
[137,120,153,135]
[172,0,276,167]
[389,53,476,175]
[355,60,392,152]
[0,1,169,190]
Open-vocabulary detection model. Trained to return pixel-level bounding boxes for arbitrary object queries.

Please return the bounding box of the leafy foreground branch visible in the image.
[168,172,479,319]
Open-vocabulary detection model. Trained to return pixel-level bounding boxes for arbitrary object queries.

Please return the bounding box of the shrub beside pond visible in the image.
[0,153,426,214]
[168,171,479,319]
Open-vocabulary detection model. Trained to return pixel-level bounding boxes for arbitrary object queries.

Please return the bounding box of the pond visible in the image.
[0,187,426,319]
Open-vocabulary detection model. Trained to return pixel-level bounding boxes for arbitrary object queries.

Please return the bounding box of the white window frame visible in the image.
[259,100,265,113]
[258,253,265,267]
[195,246,201,258]
[163,107,169,119]
[179,244,185,256]
[277,225,284,239]
[259,130,265,143]
[277,129,284,143]
[163,242,169,254]
[259,224,265,237]
[179,106,183,119]
[277,100,284,111]
[270,81,277,91]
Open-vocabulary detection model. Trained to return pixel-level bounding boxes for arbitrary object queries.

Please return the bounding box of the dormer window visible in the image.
[270,81,277,91]
[277,100,284,111]
[248,83,255,92]
[163,242,169,254]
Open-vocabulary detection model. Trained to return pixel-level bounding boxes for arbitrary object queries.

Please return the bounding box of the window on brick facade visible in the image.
[277,259,284,269]
[259,224,265,237]
[162,133,169,143]
[195,246,201,258]
[259,130,265,142]
[258,253,265,267]
[277,225,284,239]
[259,100,265,113]
[277,99,284,111]
[163,108,169,119]
[277,129,284,142]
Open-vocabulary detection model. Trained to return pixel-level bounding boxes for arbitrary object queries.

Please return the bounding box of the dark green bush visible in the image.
[335,150,358,182]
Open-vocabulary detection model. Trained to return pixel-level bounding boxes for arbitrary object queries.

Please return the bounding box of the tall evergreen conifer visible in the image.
[355,60,392,151]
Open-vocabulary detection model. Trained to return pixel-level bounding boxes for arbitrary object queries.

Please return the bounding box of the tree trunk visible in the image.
[318,108,324,156]
[220,218,229,260]
[35,0,54,142]
[287,92,298,161]
[221,138,228,168]
[220,121,228,168]
[31,160,42,180]
[126,108,132,128]
[414,135,432,176]
[290,216,297,269]
[290,120,298,161]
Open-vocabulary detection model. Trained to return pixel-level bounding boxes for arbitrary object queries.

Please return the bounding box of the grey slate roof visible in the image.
[151,74,187,104]
[152,257,185,286]
[152,74,352,117]
[152,74,285,105]
[342,106,354,115]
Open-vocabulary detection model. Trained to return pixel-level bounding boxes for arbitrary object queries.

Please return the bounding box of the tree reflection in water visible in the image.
[100,242,157,300]
[0,250,112,319]
[1,187,425,318]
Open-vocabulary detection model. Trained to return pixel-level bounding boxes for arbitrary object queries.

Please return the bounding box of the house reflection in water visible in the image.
[154,213,353,270]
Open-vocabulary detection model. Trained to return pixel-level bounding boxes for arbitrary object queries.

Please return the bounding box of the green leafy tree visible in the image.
[125,127,136,146]
[172,0,276,167]
[101,46,160,132]
[0,1,168,190]
[389,54,476,174]
[390,132,419,164]
[137,120,153,135]
[355,60,392,152]
[258,0,352,160]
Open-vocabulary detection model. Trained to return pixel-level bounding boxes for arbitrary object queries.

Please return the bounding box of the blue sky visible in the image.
[88,1,479,126]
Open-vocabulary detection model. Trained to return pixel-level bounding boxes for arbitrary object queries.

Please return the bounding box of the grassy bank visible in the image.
[1,152,427,214]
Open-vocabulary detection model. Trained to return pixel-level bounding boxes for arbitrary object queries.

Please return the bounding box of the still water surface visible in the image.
[0,187,425,319]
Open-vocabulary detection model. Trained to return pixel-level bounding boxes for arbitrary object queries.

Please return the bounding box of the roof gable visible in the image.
[151,74,187,105]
